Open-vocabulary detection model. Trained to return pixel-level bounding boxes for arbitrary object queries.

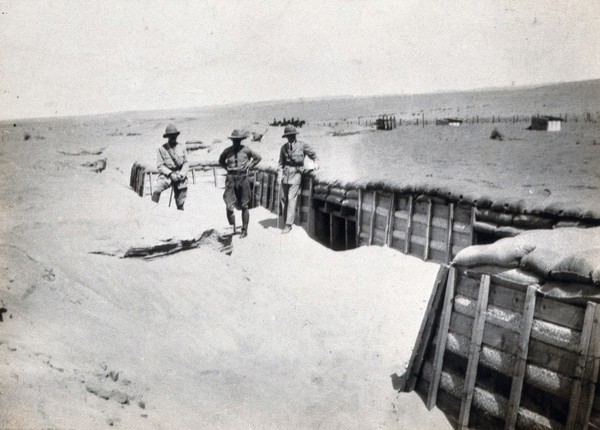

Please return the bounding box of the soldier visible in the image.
[277,124,318,234]
[152,124,189,210]
[218,129,262,238]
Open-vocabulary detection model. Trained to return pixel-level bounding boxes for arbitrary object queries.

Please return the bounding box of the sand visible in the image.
[2,81,599,428]
[0,128,450,428]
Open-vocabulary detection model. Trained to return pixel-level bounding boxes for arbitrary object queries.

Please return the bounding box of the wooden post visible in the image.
[504,284,537,430]
[469,206,476,245]
[405,195,414,254]
[458,274,491,430]
[147,172,153,195]
[213,167,217,187]
[357,189,363,245]
[566,301,600,430]
[191,167,196,184]
[329,213,334,248]
[385,192,396,247]
[368,191,377,246]
[424,199,433,260]
[404,266,450,392]
[307,178,314,236]
[427,266,456,410]
[251,171,257,208]
[445,203,455,263]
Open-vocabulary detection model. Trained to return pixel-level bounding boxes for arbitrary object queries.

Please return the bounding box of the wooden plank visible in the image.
[404,265,450,392]
[257,172,264,207]
[307,178,313,236]
[446,203,455,263]
[147,172,153,195]
[357,188,362,244]
[385,192,396,247]
[251,171,257,208]
[368,191,377,246]
[571,302,600,430]
[458,274,490,429]
[505,284,537,430]
[270,174,276,211]
[457,276,585,331]
[424,199,433,261]
[329,213,334,248]
[427,266,456,410]
[469,206,476,245]
[567,302,598,430]
[405,195,414,254]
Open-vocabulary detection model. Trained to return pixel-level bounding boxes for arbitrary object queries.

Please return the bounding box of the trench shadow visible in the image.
[258,217,280,229]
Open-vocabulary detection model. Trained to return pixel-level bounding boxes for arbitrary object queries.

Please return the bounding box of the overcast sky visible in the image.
[1,0,598,119]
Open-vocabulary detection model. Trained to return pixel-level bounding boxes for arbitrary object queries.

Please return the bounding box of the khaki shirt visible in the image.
[157,141,189,185]
[277,140,318,185]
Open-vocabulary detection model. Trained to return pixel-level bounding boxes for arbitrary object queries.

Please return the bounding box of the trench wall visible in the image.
[401,265,600,430]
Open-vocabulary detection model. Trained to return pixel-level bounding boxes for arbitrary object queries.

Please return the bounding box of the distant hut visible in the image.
[436,118,462,127]
[529,115,563,131]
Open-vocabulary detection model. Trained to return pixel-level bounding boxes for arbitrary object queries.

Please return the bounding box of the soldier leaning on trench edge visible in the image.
[152,124,189,210]
[277,124,319,234]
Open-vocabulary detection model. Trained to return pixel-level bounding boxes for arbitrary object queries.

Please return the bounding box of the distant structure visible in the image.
[376,115,397,130]
[270,117,306,128]
[528,115,563,131]
[436,118,463,127]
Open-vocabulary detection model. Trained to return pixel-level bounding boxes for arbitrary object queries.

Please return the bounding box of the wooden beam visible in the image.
[385,192,396,247]
[269,173,275,211]
[357,188,363,244]
[368,191,377,246]
[404,265,450,392]
[424,199,433,260]
[427,266,456,410]
[307,178,314,236]
[405,195,414,254]
[446,203,455,263]
[147,172,153,195]
[469,206,476,245]
[329,213,334,249]
[567,301,600,430]
[251,171,257,208]
[458,274,490,430]
[504,284,537,430]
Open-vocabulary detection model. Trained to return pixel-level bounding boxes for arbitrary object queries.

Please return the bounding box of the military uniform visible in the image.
[277,126,318,229]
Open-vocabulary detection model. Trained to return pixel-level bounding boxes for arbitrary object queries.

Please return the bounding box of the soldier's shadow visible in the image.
[258,217,279,229]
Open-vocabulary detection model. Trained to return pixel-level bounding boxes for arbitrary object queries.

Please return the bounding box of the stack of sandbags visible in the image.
[453,226,600,302]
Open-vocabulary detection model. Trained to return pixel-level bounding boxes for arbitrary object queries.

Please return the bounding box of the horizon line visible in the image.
[2,77,599,123]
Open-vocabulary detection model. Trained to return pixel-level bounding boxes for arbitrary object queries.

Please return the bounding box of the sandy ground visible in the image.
[0,130,451,428]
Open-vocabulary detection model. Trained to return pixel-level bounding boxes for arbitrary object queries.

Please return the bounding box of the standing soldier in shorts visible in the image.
[218,129,262,238]
[152,124,189,210]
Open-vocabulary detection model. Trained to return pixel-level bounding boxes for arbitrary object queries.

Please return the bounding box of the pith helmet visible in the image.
[228,129,248,140]
[163,124,180,138]
[282,124,298,137]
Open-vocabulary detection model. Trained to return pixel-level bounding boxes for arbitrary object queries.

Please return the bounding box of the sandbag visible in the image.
[313,184,329,194]
[452,236,536,268]
[476,209,514,225]
[328,187,347,198]
[550,248,600,284]
[341,199,358,209]
[345,189,359,200]
[325,195,344,205]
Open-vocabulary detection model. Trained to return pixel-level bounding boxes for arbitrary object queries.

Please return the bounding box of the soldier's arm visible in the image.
[157,147,172,176]
[218,149,228,170]
[303,142,318,162]
[248,148,262,170]
[179,146,189,178]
